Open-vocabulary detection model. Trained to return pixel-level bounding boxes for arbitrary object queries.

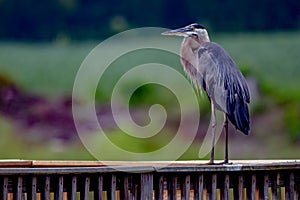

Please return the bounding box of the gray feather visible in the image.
[197,42,250,134]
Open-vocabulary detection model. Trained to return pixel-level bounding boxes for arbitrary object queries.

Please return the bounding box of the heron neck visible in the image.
[197,36,210,46]
[200,30,211,44]
[180,39,198,73]
[180,34,210,69]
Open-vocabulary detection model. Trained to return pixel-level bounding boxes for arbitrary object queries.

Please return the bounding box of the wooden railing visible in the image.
[0,160,299,200]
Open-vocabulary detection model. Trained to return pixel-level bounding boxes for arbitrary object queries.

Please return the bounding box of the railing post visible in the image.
[207,174,217,200]
[295,178,299,200]
[94,175,103,200]
[68,176,77,200]
[168,175,177,200]
[181,174,190,200]
[263,175,269,200]
[121,175,129,200]
[1,176,9,200]
[194,174,204,200]
[80,176,90,200]
[246,174,256,200]
[28,176,37,200]
[107,174,116,200]
[271,173,280,200]
[220,174,229,200]
[234,175,244,200]
[54,176,64,200]
[285,172,294,200]
[154,175,164,200]
[41,176,50,200]
[258,174,269,200]
[13,176,23,200]
[140,173,153,200]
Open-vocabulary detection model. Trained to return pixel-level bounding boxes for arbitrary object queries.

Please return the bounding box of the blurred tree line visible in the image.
[0,0,299,40]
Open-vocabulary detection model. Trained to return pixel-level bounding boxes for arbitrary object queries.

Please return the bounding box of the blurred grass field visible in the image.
[0,31,300,160]
[1,32,300,100]
[216,32,300,101]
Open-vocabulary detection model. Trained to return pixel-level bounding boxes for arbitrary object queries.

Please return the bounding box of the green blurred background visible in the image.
[0,0,300,160]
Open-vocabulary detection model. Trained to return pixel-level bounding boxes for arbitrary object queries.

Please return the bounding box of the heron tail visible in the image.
[227,95,250,135]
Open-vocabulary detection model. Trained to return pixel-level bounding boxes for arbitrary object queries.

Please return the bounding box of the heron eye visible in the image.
[191,33,198,38]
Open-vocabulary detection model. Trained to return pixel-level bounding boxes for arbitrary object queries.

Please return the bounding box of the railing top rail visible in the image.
[0,160,299,174]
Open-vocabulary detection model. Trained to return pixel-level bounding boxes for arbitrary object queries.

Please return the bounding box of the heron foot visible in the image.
[205,161,215,165]
[218,160,233,165]
[204,160,233,165]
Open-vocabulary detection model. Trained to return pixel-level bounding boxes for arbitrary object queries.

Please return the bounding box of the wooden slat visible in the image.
[13,176,22,200]
[221,174,229,200]
[132,175,139,200]
[181,175,190,200]
[207,174,217,200]
[55,176,63,200]
[68,176,77,200]
[154,175,164,200]
[140,173,153,200]
[295,172,299,200]
[237,175,244,200]
[246,174,256,200]
[194,174,203,200]
[271,173,280,200]
[168,175,177,200]
[108,175,116,200]
[1,177,8,200]
[80,176,90,200]
[285,172,294,200]
[212,174,217,200]
[258,175,263,200]
[28,176,37,200]
[121,175,129,200]
[258,175,269,200]
[94,175,103,200]
[264,175,269,200]
[42,176,50,200]
[295,175,299,200]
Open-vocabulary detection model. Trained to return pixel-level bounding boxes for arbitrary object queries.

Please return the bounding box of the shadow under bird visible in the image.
[162,23,250,164]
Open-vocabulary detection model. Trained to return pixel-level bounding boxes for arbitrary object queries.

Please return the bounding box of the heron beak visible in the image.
[161,27,190,37]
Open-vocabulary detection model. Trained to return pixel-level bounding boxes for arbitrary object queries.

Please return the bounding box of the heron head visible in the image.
[162,23,207,38]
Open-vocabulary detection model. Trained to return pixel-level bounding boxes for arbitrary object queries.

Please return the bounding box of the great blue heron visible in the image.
[162,23,250,164]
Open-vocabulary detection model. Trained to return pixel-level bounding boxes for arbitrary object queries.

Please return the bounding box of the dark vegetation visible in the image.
[0,0,299,40]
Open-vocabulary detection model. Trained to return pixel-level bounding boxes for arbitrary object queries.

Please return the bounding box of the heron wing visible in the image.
[197,42,250,134]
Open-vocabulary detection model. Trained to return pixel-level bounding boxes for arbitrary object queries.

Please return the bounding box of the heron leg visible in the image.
[224,114,229,164]
[209,102,217,164]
